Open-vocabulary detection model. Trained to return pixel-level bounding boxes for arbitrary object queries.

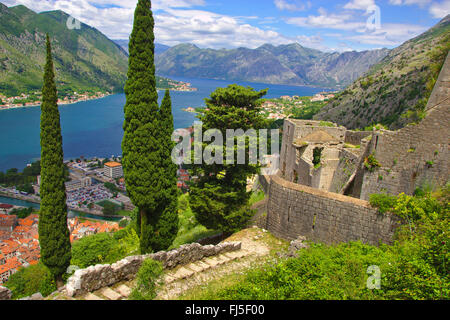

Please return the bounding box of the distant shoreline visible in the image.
[0,86,199,112]
[0,92,112,111]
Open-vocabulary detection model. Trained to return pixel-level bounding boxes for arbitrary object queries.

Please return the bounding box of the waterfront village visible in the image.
[260,92,336,120]
[0,156,193,284]
[0,91,330,285]
[0,91,111,110]
[0,80,196,111]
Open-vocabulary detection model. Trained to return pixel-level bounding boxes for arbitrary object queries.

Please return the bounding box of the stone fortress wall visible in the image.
[261,52,449,245]
[264,175,401,245]
[359,53,450,199]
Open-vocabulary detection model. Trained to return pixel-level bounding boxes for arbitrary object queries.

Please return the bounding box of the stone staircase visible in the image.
[52,248,252,300]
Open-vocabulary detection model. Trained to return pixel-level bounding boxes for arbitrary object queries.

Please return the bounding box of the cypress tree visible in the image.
[123,1,177,253]
[38,34,71,285]
[152,89,178,251]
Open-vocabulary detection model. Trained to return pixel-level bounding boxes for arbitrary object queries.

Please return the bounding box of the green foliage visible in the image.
[171,194,218,249]
[38,35,71,281]
[102,201,119,216]
[5,263,57,299]
[103,182,121,194]
[192,190,449,300]
[122,0,178,254]
[369,193,397,214]
[190,84,267,235]
[319,121,335,127]
[0,161,40,187]
[71,226,139,268]
[364,153,381,172]
[9,207,35,219]
[129,259,164,300]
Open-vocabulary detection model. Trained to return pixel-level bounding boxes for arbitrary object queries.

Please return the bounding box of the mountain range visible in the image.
[314,14,450,129]
[154,43,390,88]
[0,3,177,97]
[114,39,170,56]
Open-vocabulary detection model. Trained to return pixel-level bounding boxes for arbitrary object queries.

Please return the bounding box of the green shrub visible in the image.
[364,153,381,172]
[5,263,57,299]
[189,189,449,300]
[71,226,139,268]
[129,259,164,300]
[369,193,397,214]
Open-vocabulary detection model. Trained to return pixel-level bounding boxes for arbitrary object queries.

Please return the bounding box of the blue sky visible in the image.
[2,0,449,51]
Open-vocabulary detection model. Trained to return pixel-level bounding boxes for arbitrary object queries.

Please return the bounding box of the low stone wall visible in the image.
[266,175,401,245]
[66,241,241,297]
[0,286,12,300]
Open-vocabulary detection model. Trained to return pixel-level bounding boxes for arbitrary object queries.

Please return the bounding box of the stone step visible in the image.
[115,284,132,298]
[186,263,204,273]
[194,261,211,271]
[84,293,104,300]
[100,287,122,301]
[203,257,220,267]
[164,274,177,284]
[173,266,195,280]
[215,254,231,264]
[224,250,248,260]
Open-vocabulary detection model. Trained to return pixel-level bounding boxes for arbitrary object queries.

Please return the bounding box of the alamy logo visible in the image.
[366,5,381,31]
[366,265,381,289]
[171,121,280,175]
[66,16,81,30]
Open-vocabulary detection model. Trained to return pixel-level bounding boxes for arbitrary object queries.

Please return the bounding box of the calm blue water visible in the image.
[0,196,122,222]
[0,77,329,172]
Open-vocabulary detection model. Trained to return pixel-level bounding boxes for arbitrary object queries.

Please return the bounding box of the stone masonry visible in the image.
[0,286,12,300]
[265,175,402,245]
[65,241,241,297]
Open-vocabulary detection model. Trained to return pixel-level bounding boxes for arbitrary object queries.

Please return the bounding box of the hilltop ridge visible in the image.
[155,42,389,88]
[315,15,450,129]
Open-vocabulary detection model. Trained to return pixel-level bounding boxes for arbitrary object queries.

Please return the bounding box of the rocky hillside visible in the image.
[315,15,450,130]
[155,42,389,88]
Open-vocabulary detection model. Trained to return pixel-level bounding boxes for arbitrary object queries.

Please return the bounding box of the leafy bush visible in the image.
[369,193,397,214]
[364,153,381,172]
[5,263,57,299]
[71,226,139,268]
[129,259,164,300]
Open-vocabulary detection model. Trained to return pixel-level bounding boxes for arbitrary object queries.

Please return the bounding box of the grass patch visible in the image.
[170,194,218,249]
[249,190,265,206]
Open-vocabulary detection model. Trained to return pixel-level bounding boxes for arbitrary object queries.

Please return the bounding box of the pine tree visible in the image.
[38,34,71,285]
[122,1,177,253]
[190,85,268,234]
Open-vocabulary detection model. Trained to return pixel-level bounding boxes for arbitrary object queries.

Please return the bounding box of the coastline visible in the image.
[0,86,198,112]
[0,92,113,111]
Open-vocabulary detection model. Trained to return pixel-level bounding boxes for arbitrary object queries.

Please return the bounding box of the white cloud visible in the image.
[274,0,306,11]
[388,0,431,7]
[345,23,427,45]
[343,0,375,10]
[1,0,297,48]
[286,8,366,30]
[429,0,450,18]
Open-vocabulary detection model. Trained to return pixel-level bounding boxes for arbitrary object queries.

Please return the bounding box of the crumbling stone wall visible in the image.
[359,54,450,200]
[345,131,372,146]
[265,175,401,245]
[66,241,241,297]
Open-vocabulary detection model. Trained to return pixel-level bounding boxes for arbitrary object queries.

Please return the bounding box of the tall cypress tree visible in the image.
[38,34,71,285]
[151,89,178,251]
[123,1,177,253]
